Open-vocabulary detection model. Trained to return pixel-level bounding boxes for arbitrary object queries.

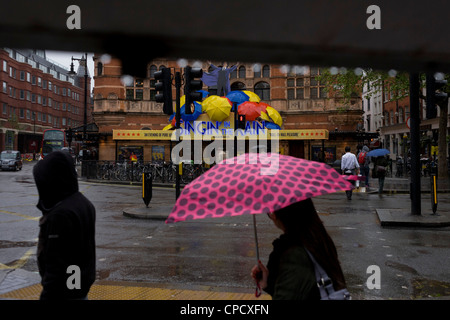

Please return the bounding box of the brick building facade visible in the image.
[0,48,93,156]
[93,56,367,163]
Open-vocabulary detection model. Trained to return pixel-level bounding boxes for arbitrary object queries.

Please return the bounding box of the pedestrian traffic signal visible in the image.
[154,68,173,115]
[184,66,203,114]
[426,73,448,119]
[238,114,246,129]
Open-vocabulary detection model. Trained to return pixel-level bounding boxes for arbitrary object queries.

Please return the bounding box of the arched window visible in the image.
[254,82,270,100]
[262,65,270,77]
[231,82,246,91]
[238,66,246,79]
[149,65,158,78]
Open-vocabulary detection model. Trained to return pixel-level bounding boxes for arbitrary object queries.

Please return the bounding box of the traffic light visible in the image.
[238,114,246,129]
[426,73,448,119]
[65,128,73,146]
[154,68,173,115]
[184,66,203,114]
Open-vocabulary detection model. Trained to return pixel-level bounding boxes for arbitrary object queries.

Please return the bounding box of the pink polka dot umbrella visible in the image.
[165,152,353,297]
[166,153,353,224]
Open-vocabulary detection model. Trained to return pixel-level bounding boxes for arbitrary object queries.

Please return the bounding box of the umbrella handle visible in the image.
[253,214,262,297]
[255,281,262,297]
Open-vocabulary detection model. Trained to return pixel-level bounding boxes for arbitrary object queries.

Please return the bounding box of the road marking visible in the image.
[0,249,34,270]
[0,210,39,221]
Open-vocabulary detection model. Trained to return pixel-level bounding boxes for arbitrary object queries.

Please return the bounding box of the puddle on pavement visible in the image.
[0,240,37,249]
[412,278,450,299]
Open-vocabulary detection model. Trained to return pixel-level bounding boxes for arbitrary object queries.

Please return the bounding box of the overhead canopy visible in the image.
[1,1,450,77]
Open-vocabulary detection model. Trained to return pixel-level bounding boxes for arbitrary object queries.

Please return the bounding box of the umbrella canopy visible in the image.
[169,101,202,122]
[238,101,267,121]
[264,122,280,130]
[242,90,261,103]
[203,95,232,121]
[181,101,203,122]
[260,106,283,127]
[367,148,390,157]
[226,90,249,106]
[166,153,353,224]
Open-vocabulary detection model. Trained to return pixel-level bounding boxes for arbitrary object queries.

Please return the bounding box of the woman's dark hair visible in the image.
[274,198,347,290]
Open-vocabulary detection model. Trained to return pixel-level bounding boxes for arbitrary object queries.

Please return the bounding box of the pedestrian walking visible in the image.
[357,145,371,188]
[33,151,96,300]
[341,146,360,200]
[250,199,347,300]
[373,155,389,194]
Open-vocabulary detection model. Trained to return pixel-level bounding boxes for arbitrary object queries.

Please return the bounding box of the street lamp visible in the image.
[68,53,89,176]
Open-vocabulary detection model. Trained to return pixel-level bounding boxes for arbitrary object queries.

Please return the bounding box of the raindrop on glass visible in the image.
[388,69,397,77]
[330,67,339,75]
[100,54,112,64]
[177,59,188,68]
[252,63,262,73]
[434,72,445,81]
[354,68,363,76]
[120,75,134,86]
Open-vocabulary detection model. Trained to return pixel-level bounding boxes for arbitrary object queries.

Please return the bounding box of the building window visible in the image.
[287,77,304,100]
[262,65,270,77]
[135,89,143,100]
[254,82,270,101]
[253,65,261,78]
[97,62,103,76]
[230,67,237,79]
[230,81,245,91]
[149,65,158,78]
[238,66,246,79]
[309,68,327,99]
[126,89,134,100]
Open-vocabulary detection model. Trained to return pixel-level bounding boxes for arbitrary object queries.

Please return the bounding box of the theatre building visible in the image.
[92,56,372,164]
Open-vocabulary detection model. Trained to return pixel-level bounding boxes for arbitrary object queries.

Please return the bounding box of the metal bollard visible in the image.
[142,170,153,207]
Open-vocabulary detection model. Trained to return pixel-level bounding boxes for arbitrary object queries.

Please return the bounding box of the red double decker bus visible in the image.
[41,129,66,159]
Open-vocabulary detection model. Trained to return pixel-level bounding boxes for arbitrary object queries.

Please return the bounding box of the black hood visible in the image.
[33,151,79,213]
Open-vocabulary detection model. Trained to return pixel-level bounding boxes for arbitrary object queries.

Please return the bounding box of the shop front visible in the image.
[108,113,330,165]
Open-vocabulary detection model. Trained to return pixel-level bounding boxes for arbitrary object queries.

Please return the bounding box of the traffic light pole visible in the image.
[409,73,421,216]
[175,71,181,200]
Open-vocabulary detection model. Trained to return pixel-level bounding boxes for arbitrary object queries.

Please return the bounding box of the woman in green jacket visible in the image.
[251,199,347,300]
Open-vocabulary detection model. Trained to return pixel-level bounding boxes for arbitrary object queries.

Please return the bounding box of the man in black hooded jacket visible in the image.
[33,151,96,300]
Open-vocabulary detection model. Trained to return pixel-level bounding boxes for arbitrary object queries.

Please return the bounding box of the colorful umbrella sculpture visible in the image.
[261,106,283,127]
[242,90,261,103]
[226,90,250,106]
[238,101,267,121]
[202,95,232,121]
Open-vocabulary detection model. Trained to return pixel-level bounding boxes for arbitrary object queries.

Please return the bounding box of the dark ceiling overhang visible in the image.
[1,1,449,78]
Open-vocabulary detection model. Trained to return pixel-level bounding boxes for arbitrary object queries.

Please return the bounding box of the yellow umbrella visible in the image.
[265,106,282,127]
[203,95,232,121]
[242,90,261,103]
[163,123,174,130]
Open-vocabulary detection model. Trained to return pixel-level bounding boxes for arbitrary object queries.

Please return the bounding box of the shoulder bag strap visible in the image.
[305,248,335,299]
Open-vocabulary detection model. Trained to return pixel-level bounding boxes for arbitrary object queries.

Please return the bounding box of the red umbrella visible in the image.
[237,101,267,121]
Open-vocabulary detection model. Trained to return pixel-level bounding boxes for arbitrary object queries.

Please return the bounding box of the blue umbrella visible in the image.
[367,148,390,157]
[198,90,210,99]
[169,101,203,122]
[264,122,281,130]
[181,101,202,122]
[226,91,249,109]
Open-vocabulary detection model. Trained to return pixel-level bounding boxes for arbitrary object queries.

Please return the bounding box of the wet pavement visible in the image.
[1,161,449,300]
